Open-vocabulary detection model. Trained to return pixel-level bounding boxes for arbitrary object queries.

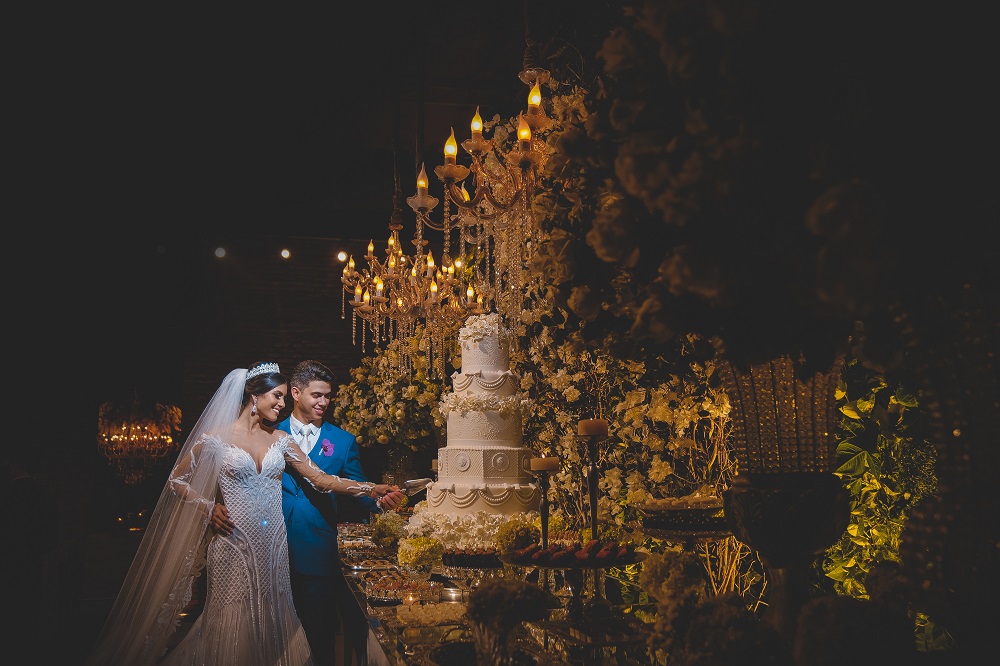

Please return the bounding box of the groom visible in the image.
[212,359,404,665]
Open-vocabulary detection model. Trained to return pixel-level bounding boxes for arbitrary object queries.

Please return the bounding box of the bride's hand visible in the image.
[370,483,400,498]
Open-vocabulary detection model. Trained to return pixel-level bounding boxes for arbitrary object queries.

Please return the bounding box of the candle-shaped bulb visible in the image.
[429,280,438,300]
[388,236,395,249]
[354,284,362,302]
[396,296,404,308]
[426,251,435,276]
[444,128,458,164]
[367,239,374,255]
[362,288,370,305]
[471,106,483,138]
[517,113,531,149]
[460,183,471,202]
[417,163,429,195]
[454,258,462,269]
[388,254,396,272]
[528,82,542,110]
[447,264,454,276]
[375,277,383,296]
[348,256,355,271]
[467,286,474,304]
[410,266,418,284]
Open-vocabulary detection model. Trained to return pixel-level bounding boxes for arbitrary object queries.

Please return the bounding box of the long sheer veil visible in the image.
[87,368,247,665]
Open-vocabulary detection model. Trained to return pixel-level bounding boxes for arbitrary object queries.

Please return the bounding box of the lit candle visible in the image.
[429,280,438,301]
[444,128,458,165]
[431,459,438,472]
[531,457,559,472]
[578,418,609,437]
[375,278,383,298]
[354,284,362,303]
[410,266,417,284]
[416,163,429,195]
[362,288,370,305]
[527,81,542,114]
[517,113,531,151]
[467,286,474,304]
[471,106,483,140]
[425,251,435,277]
[367,239,374,256]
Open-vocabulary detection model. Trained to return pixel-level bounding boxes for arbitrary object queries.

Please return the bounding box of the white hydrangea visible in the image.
[404,503,539,550]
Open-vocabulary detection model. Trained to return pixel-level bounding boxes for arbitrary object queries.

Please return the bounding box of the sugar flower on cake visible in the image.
[438,392,532,418]
[458,312,509,344]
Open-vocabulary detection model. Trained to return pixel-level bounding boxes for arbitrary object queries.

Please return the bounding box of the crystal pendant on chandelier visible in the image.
[340,49,551,380]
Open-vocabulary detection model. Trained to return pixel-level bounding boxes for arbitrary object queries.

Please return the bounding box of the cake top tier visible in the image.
[459,313,510,346]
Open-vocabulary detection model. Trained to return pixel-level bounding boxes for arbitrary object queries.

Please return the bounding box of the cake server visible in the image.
[401,478,433,496]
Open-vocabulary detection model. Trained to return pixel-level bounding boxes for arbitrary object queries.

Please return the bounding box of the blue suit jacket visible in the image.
[278,418,378,576]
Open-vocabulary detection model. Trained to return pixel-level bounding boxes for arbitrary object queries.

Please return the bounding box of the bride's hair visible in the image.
[243,360,287,409]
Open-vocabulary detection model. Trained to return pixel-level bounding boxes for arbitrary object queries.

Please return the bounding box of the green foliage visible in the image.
[823,358,947,650]
[823,359,937,598]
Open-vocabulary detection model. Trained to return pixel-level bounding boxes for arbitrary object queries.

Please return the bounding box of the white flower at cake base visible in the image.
[405,503,540,550]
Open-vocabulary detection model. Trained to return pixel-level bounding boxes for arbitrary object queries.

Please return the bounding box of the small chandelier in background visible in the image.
[341,49,551,379]
[97,392,182,485]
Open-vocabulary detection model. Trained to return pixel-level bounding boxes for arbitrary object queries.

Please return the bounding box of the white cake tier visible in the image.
[445,410,523,448]
[426,482,540,516]
[450,370,518,397]
[459,334,510,376]
[437,445,533,483]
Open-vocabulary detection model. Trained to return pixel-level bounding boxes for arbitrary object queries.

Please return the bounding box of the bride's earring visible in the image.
[251,398,257,416]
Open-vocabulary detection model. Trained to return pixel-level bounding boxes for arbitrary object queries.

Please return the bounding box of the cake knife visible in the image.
[400,478,433,496]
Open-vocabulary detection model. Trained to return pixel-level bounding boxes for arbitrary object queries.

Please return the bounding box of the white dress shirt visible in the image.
[290,417,317,455]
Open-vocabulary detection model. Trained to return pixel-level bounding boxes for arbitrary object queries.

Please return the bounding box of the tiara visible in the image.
[247,362,280,379]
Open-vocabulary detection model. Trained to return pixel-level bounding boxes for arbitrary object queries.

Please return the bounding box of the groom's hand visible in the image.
[210,503,234,536]
[378,490,406,512]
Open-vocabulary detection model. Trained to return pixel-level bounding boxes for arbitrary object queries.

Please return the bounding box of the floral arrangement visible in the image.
[370,510,407,549]
[396,535,444,571]
[466,577,556,633]
[495,519,541,554]
[331,330,446,465]
[404,505,538,551]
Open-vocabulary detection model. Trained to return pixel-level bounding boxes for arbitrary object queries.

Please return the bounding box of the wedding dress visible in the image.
[88,369,375,666]
[160,434,313,665]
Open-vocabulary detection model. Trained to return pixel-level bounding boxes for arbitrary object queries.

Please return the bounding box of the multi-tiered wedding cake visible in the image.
[405,313,539,550]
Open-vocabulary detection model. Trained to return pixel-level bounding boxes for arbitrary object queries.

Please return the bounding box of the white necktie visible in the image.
[299,424,315,455]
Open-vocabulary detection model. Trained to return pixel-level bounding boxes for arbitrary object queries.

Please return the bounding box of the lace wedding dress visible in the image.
[161,434,313,665]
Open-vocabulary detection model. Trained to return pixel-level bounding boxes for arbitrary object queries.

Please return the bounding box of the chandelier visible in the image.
[341,50,551,379]
[97,393,182,485]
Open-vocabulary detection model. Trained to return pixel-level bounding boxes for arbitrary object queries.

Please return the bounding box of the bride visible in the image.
[87,361,400,665]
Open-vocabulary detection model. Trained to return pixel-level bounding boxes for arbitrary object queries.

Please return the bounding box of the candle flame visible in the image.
[528,82,542,108]
[518,114,531,142]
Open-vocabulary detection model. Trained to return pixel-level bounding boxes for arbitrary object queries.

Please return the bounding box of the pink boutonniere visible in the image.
[320,439,334,456]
